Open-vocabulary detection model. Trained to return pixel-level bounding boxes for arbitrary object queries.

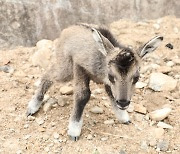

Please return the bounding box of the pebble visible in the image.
[101,137,108,141]
[140,140,148,150]
[0,65,14,74]
[43,98,57,112]
[154,128,165,139]
[92,88,103,95]
[27,116,35,121]
[57,96,69,107]
[158,66,171,73]
[166,61,175,67]
[60,85,73,95]
[149,73,177,91]
[127,103,134,113]
[24,134,31,140]
[24,124,29,129]
[149,107,172,121]
[149,138,157,147]
[134,104,147,114]
[16,150,22,154]
[119,149,126,154]
[157,122,173,129]
[90,106,103,114]
[153,23,160,29]
[53,132,60,139]
[104,119,114,125]
[87,134,93,140]
[157,140,169,152]
[135,82,147,89]
[35,118,45,125]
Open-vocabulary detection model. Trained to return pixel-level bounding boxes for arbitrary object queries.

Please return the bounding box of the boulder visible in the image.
[149,73,177,91]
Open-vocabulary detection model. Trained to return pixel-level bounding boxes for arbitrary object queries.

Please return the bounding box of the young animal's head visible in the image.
[92,28,163,110]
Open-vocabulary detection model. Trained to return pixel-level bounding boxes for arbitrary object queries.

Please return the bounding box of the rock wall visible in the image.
[0,0,180,48]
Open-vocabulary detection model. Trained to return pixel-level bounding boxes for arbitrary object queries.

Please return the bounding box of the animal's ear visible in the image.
[138,36,163,58]
[92,28,114,56]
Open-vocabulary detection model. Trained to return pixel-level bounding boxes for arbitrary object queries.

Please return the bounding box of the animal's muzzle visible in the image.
[116,99,130,109]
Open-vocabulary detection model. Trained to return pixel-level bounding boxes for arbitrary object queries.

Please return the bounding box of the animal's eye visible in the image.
[108,74,115,84]
[132,75,139,84]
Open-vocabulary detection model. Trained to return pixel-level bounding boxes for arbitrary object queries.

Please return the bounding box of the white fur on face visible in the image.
[112,103,130,123]
[68,119,83,137]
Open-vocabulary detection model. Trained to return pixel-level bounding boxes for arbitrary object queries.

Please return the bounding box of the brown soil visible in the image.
[0,16,180,154]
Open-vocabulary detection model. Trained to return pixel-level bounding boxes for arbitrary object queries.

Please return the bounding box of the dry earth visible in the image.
[0,16,180,154]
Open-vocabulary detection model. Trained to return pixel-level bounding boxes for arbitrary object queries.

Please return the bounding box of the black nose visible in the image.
[116,100,130,108]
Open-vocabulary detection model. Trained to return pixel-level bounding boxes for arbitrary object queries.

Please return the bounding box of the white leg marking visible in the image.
[67,119,83,137]
[27,96,42,115]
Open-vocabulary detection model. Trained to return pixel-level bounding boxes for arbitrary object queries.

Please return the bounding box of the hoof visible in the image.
[69,135,79,141]
[123,120,131,125]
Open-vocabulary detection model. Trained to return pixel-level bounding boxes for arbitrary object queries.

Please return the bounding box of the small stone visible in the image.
[0,65,14,74]
[149,138,157,147]
[92,88,103,95]
[53,132,60,139]
[134,104,147,114]
[87,134,93,140]
[101,137,108,141]
[38,127,46,132]
[157,122,173,129]
[153,23,160,29]
[104,119,114,125]
[24,124,29,129]
[135,82,147,89]
[119,149,126,154]
[27,116,35,121]
[59,129,66,135]
[149,73,177,91]
[44,147,50,152]
[166,61,175,67]
[43,103,52,112]
[157,140,169,152]
[149,107,172,121]
[35,118,44,125]
[90,106,103,114]
[141,140,148,150]
[60,85,73,95]
[127,103,134,113]
[158,66,171,73]
[24,134,31,140]
[154,128,165,139]
[134,114,144,122]
[16,150,22,154]
[173,27,179,33]
[57,96,69,107]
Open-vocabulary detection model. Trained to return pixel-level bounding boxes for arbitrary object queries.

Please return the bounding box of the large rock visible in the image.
[31,39,53,68]
[1,0,180,48]
[149,73,177,91]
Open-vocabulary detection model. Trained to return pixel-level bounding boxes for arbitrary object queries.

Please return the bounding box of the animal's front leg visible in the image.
[68,88,91,141]
[68,65,91,141]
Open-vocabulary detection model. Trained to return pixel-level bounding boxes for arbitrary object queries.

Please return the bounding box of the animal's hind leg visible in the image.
[26,65,56,116]
[67,65,91,141]
[26,78,53,116]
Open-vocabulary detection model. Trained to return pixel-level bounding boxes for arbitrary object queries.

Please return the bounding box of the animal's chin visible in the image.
[116,104,129,110]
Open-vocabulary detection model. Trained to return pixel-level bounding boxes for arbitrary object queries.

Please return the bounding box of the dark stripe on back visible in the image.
[97,28,124,48]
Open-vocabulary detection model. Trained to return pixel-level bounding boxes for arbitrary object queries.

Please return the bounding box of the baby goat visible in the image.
[27,23,163,141]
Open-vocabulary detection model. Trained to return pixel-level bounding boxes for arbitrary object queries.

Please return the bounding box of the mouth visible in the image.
[116,104,129,110]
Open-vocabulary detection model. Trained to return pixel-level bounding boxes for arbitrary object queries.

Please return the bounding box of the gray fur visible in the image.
[27,24,163,140]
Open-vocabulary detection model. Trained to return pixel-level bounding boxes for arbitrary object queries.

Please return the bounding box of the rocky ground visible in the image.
[0,16,180,154]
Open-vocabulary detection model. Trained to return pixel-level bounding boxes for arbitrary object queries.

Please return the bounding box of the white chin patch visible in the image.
[68,119,83,137]
[112,104,130,123]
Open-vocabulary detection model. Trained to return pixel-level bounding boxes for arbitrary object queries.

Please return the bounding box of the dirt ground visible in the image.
[0,16,180,154]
